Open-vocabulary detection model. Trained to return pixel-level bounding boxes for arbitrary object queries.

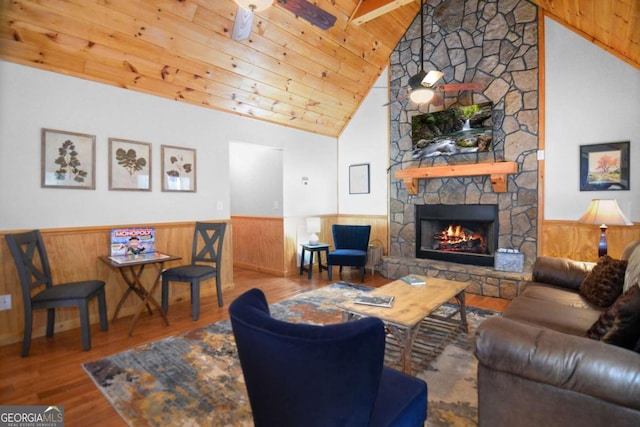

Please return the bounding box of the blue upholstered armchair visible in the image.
[229,288,428,427]
[327,224,371,282]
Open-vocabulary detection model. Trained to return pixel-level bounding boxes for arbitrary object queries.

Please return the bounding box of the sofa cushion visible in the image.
[579,255,627,307]
[587,284,640,350]
[520,283,597,309]
[503,293,602,336]
[623,243,640,293]
[532,256,595,291]
[622,240,640,261]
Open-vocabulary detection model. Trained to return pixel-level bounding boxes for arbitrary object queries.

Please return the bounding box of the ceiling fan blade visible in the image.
[232,6,254,41]
[277,0,337,30]
[381,92,409,106]
[441,82,482,92]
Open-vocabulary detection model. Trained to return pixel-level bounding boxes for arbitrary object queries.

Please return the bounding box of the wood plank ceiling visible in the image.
[0,0,420,137]
[530,0,639,70]
[0,0,638,138]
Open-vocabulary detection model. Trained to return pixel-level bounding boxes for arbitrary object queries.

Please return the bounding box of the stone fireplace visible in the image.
[416,204,498,267]
[381,0,540,299]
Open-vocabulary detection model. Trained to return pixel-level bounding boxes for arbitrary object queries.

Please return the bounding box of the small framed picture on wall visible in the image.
[349,163,370,194]
[161,145,197,192]
[109,138,152,191]
[41,128,96,190]
[579,141,630,191]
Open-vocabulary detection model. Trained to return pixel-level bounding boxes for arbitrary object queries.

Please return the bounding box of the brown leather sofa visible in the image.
[475,240,640,427]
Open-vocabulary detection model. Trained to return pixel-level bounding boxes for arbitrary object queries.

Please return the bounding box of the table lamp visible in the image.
[578,199,633,257]
[306,217,321,245]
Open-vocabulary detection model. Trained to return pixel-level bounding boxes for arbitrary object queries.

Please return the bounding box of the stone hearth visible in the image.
[381,256,531,300]
[385,0,539,298]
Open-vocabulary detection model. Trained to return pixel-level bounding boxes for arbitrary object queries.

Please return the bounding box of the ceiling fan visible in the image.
[232,0,337,41]
[386,0,481,106]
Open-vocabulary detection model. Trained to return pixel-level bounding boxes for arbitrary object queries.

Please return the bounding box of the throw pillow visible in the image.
[579,255,627,307]
[586,284,640,350]
[623,243,640,293]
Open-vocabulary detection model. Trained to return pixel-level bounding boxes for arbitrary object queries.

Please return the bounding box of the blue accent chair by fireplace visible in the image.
[229,288,428,427]
[327,224,371,282]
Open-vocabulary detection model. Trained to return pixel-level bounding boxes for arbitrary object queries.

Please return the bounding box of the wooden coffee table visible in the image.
[338,276,470,374]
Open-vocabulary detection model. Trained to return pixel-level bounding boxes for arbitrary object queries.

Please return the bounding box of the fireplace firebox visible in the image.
[415,204,498,266]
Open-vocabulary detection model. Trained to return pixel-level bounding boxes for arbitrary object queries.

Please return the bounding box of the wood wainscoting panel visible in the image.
[232,216,285,276]
[283,215,339,277]
[542,220,640,262]
[0,221,232,346]
[336,215,389,255]
[237,214,389,278]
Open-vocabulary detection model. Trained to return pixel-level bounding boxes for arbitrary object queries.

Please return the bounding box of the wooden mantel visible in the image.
[394,161,518,194]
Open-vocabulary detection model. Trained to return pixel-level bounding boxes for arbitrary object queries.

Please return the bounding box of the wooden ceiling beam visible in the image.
[351,0,416,25]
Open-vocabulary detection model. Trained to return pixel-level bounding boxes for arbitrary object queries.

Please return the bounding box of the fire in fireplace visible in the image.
[415,204,498,266]
[434,224,487,254]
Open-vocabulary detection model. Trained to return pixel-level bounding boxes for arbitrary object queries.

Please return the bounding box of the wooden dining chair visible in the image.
[161,222,226,320]
[5,230,108,357]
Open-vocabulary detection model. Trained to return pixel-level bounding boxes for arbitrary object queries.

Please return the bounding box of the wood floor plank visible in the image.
[0,266,508,425]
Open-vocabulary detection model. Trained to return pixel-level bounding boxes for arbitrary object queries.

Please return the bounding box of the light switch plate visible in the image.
[0,294,11,311]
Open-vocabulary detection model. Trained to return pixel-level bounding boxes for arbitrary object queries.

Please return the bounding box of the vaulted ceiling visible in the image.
[1,1,638,138]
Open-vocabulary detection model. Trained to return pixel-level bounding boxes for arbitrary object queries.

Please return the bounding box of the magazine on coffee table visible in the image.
[353,294,395,308]
[401,274,426,286]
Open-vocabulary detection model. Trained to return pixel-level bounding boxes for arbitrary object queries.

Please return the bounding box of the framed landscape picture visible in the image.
[41,128,96,189]
[579,141,630,191]
[109,138,152,191]
[161,145,196,192]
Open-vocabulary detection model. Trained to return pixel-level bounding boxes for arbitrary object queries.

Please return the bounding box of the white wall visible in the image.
[5,16,633,231]
[0,61,337,230]
[338,69,390,215]
[545,18,640,221]
[230,142,283,216]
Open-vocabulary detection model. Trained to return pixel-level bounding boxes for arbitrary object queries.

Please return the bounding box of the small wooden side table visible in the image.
[100,252,180,336]
[299,243,330,279]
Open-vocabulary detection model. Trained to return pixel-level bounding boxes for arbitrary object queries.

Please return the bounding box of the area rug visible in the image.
[83,282,498,426]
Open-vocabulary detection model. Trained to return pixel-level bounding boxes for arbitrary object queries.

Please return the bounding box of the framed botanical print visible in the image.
[109,138,152,191]
[41,128,96,189]
[161,145,196,192]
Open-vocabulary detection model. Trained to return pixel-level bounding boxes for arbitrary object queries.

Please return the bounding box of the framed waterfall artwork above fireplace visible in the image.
[411,102,494,159]
[580,141,630,191]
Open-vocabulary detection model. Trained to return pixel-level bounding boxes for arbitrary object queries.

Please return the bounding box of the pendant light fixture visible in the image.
[234,0,273,11]
[408,0,444,104]
[232,1,273,41]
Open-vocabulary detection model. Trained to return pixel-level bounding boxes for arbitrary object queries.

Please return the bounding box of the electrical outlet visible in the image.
[0,294,11,311]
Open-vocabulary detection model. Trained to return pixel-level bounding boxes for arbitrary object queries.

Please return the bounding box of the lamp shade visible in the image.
[422,70,444,86]
[409,87,436,104]
[578,199,633,226]
[306,217,321,233]
[235,0,272,11]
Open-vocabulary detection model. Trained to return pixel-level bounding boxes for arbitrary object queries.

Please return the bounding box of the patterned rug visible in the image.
[83,282,498,426]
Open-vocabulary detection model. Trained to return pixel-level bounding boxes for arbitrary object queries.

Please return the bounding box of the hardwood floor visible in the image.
[0,267,508,426]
